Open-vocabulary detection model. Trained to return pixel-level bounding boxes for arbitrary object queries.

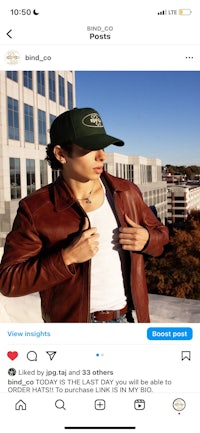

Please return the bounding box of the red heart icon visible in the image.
[7,351,18,361]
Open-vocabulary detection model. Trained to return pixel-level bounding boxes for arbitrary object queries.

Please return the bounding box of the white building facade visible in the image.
[167,185,200,224]
[0,70,75,246]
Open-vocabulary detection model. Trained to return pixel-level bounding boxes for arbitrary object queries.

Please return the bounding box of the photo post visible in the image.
[0,1,200,432]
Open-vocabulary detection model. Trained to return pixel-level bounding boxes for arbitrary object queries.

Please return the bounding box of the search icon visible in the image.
[27,351,37,361]
[55,399,66,410]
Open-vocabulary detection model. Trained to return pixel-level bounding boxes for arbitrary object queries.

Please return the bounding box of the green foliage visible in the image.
[145,211,200,299]
[164,164,200,177]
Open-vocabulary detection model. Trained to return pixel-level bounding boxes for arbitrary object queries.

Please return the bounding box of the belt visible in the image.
[91,305,128,322]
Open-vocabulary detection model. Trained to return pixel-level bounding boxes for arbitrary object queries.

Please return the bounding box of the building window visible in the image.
[127,164,134,182]
[174,196,184,201]
[147,165,152,183]
[50,114,56,128]
[174,202,185,208]
[49,71,56,101]
[59,75,65,106]
[7,71,18,82]
[52,169,61,182]
[38,109,46,145]
[122,164,126,179]
[40,160,48,187]
[10,158,21,199]
[175,209,185,215]
[26,159,35,194]
[37,71,45,96]
[24,104,34,142]
[116,163,119,177]
[23,71,33,89]
[140,165,146,184]
[67,81,73,109]
[8,97,19,140]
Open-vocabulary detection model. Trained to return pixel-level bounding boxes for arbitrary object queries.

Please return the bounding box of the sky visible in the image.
[75,71,200,166]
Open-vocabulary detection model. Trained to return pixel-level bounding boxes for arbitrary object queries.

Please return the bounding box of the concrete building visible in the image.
[167,184,200,224]
[0,70,75,246]
[105,152,167,223]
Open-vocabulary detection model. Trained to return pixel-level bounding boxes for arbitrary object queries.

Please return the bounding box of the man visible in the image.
[0,107,169,323]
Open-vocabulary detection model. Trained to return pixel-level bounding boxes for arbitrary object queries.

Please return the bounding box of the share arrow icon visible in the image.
[46,351,57,360]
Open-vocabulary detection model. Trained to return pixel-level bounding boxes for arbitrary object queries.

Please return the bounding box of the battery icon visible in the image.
[179,9,192,15]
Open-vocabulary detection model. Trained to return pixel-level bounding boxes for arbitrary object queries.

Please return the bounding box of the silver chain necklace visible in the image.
[77,182,95,204]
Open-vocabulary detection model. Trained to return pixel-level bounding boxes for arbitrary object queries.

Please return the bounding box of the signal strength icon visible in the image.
[158,10,167,15]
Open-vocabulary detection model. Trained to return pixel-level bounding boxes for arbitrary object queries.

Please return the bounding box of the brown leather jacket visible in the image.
[0,172,169,322]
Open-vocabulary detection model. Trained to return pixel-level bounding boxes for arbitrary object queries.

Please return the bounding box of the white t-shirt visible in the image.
[88,183,127,313]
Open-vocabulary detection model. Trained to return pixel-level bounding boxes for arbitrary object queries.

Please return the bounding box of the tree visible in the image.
[164,164,200,178]
[145,212,200,299]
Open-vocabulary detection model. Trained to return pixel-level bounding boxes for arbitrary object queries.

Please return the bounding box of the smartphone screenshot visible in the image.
[0,1,200,432]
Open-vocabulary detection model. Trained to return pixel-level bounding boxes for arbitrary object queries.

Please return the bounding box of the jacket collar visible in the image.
[53,171,129,212]
[53,176,76,211]
[101,171,130,192]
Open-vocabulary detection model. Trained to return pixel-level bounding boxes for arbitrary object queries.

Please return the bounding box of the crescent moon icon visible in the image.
[33,9,39,15]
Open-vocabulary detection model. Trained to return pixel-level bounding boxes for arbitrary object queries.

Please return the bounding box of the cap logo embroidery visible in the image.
[82,113,103,128]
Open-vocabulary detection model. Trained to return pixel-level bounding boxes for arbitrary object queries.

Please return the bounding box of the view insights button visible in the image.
[147,327,193,340]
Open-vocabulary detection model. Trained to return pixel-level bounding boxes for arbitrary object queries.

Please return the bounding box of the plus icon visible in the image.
[94,399,106,410]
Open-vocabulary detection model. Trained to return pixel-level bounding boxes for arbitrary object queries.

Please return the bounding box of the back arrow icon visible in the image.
[7,30,12,39]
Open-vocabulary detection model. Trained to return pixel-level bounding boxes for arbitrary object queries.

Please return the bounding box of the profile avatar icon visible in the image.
[8,368,16,376]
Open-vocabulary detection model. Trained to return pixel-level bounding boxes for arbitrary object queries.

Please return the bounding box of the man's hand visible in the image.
[62,217,99,265]
[119,214,149,251]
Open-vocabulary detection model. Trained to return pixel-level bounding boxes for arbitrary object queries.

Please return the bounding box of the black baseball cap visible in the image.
[50,107,124,150]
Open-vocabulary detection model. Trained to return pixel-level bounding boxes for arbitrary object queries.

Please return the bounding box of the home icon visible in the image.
[15,400,27,410]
